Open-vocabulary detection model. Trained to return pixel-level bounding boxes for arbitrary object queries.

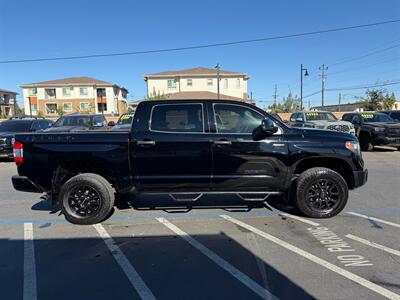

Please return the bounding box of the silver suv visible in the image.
[289,111,355,135]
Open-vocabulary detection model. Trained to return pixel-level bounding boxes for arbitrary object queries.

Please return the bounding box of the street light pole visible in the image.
[300,64,309,111]
[215,63,221,100]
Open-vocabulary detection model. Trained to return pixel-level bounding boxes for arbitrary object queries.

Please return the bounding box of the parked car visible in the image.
[0,118,53,160]
[44,114,107,132]
[380,110,400,122]
[12,100,367,224]
[288,111,355,135]
[110,112,135,131]
[342,112,400,151]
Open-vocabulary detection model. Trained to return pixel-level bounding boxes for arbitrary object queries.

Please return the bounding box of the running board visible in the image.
[143,191,282,202]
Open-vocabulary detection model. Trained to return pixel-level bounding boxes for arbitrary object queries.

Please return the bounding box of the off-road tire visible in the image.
[359,134,373,151]
[59,173,115,225]
[295,167,348,218]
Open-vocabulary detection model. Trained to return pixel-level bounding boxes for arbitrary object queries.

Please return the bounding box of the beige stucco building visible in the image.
[0,88,18,117]
[144,67,250,101]
[20,77,128,117]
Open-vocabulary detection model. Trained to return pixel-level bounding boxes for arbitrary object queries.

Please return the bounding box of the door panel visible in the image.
[132,103,212,191]
[210,103,289,191]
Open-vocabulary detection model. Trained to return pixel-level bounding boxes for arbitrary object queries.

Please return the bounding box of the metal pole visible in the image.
[215,63,221,100]
[338,93,341,112]
[300,64,303,111]
[28,97,32,118]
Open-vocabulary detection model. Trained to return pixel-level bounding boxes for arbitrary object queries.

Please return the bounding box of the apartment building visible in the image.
[144,67,250,101]
[20,77,128,116]
[0,88,18,117]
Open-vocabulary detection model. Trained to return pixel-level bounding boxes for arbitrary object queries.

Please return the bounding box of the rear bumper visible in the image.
[353,169,368,188]
[12,176,43,193]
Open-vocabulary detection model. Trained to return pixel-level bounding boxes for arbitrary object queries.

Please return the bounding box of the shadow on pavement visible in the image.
[0,233,316,300]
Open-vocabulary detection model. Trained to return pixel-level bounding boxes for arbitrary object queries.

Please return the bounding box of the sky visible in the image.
[0,0,400,109]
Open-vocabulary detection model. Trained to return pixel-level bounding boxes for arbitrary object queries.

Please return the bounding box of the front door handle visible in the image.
[137,140,156,146]
[213,140,232,145]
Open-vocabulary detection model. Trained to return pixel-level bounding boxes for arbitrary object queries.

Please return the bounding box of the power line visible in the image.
[303,80,400,97]
[1,19,400,64]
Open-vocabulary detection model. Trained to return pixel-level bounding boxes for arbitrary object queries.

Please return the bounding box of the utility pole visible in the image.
[319,64,328,107]
[338,93,341,112]
[215,63,221,100]
[28,97,32,118]
[273,84,278,107]
[308,100,311,111]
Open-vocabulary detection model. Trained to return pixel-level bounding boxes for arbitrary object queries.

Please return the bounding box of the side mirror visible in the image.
[253,118,278,141]
[295,118,304,123]
[108,121,115,127]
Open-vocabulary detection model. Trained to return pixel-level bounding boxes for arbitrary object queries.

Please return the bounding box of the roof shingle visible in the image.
[145,67,246,77]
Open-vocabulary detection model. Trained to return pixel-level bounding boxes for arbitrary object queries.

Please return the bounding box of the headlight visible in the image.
[373,127,385,132]
[345,141,360,154]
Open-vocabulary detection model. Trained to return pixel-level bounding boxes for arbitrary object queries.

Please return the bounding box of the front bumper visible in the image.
[373,135,400,147]
[12,176,43,193]
[353,169,368,188]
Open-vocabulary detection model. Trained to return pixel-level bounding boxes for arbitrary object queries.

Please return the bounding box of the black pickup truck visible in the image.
[342,112,400,151]
[12,100,367,224]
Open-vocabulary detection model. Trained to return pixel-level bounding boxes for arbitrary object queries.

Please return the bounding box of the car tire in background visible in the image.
[359,134,373,151]
[295,167,348,218]
[59,173,115,225]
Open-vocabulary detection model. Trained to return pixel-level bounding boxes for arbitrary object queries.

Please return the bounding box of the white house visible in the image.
[20,77,128,117]
[0,88,18,117]
[144,67,250,101]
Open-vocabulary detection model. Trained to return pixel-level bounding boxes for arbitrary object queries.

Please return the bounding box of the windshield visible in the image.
[54,116,93,127]
[0,121,32,132]
[361,113,393,122]
[117,113,134,125]
[305,112,337,121]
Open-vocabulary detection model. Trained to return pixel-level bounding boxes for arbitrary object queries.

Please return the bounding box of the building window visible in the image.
[62,87,73,96]
[45,103,57,115]
[207,78,213,86]
[45,89,56,99]
[236,78,241,89]
[224,79,228,89]
[28,88,37,96]
[80,102,89,110]
[63,102,72,112]
[98,103,107,112]
[80,87,88,96]
[97,88,106,98]
[187,79,193,86]
[167,79,177,89]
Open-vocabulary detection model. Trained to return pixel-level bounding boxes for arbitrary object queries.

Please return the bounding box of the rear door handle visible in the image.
[137,140,156,146]
[213,140,232,145]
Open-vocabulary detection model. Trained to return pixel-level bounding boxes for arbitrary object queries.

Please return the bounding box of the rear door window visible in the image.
[150,104,204,133]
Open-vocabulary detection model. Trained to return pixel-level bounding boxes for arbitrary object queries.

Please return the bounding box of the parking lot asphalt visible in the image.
[0,148,399,300]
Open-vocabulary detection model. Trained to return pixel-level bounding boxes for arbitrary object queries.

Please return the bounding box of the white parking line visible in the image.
[283,214,320,226]
[156,217,278,300]
[221,215,400,300]
[23,223,37,300]
[347,212,400,229]
[345,234,400,257]
[93,224,156,300]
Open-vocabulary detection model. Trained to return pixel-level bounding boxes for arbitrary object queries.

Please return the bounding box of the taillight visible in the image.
[13,140,23,166]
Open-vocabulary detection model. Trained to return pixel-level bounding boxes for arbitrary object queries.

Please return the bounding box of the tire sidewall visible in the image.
[59,174,114,225]
[296,168,348,218]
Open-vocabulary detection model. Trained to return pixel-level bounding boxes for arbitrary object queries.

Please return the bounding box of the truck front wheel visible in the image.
[59,173,115,225]
[295,167,348,218]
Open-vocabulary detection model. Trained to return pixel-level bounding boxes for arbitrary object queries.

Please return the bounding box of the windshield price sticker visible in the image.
[121,114,134,120]
[361,114,374,119]
[306,112,319,117]
[308,227,373,267]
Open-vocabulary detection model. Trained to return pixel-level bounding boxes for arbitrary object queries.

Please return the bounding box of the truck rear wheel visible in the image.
[295,167,348,218]
[59,173,115,225]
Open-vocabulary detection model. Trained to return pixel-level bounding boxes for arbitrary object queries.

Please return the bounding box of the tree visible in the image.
[361,88,396,111]
[56,107,65,117]
[144,88,166,100]
[268,93,301,113]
